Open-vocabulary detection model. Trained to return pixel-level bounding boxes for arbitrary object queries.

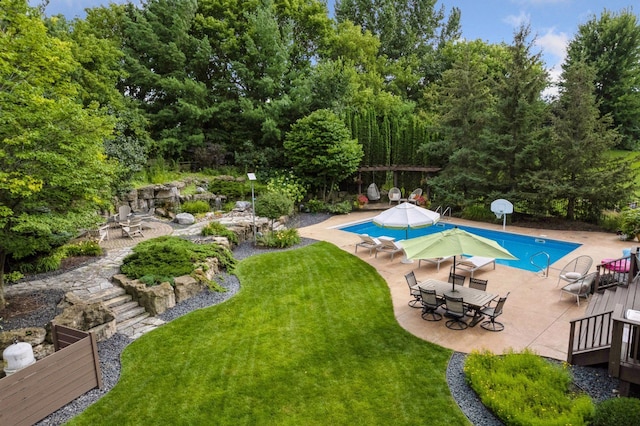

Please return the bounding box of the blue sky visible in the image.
[33,0,637,77]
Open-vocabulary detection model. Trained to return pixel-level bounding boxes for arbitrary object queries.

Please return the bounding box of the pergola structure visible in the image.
[356,165,441,195]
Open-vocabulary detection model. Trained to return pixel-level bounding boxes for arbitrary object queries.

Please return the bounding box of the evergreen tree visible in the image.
[539,61,631,220]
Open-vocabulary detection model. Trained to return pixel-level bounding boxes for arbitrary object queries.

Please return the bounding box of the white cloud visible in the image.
[535,28,569,65]
[504,11,531,28]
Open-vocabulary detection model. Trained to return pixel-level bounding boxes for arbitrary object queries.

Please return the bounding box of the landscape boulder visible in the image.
[52,301,116,342]
[175,212,196,225]
[174,275,205,303]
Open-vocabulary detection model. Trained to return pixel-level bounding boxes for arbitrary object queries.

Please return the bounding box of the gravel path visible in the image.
[4,213,620,425]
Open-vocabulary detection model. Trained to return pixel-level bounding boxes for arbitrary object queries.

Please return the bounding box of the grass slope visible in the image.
[70,242,468,425]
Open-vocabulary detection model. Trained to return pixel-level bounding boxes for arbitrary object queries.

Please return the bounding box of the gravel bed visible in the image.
[5,213,622,425]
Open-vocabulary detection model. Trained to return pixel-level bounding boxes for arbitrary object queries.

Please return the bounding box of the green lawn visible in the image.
[69,242,468,425]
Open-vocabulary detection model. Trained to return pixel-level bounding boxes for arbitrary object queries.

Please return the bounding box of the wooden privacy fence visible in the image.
[0,325,103,426]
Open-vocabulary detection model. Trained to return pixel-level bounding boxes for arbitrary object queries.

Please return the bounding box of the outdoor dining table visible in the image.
[418,278,497,327]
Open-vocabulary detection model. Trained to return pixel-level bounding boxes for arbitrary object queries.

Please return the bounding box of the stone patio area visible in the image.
[298,211,631,361]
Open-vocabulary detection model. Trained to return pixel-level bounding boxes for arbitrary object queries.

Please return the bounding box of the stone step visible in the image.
[103,294,133,309]
[116,312,151,332]
[82,286,127,304]
[112,303,147,322]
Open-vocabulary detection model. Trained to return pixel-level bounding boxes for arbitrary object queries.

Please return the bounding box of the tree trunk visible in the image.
[0,250,6,310]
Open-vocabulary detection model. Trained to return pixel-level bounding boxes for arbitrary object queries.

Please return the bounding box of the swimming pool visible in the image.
[339,220,581,272]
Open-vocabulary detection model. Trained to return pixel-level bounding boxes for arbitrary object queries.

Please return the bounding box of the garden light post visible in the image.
[247,173,257,245]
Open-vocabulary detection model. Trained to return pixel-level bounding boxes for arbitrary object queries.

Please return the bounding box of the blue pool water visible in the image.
[339,221,581,272]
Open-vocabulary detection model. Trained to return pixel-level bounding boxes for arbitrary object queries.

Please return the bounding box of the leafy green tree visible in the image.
[335,0,460,102]
[255,191,294,229]
[565,8,640,150]
[284,110,363,200]
[536,61,632,221]
[0,0,115,308]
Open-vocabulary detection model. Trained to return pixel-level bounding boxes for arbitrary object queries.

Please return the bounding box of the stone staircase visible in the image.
[81,286,165,340]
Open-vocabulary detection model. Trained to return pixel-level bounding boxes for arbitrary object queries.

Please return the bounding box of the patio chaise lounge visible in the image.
[455,256,496,278]
[418,256,453,271]
[355,234,381,256]
[375,237,404,261]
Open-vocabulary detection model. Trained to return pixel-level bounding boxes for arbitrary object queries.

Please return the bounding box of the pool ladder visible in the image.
[530,251,550,277]
[435,206,451,220]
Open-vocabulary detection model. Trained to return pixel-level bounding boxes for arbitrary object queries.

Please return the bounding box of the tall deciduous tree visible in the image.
[284,110,363,200]
[335,0,460,102]
[0,0,115,308]
[565,8,640,150]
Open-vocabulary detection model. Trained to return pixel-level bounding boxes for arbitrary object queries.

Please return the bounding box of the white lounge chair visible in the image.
[418,256,453,271]
[455,256,496,278]
[407,188,423,204]
[557,255,593,287]
[355,234,381,256]
[375,237,404,261]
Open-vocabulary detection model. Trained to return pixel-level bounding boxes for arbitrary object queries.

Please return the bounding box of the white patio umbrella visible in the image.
[372,202,440,240]
[400,227,518,292]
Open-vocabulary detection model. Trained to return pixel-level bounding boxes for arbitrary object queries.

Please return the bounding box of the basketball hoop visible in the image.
[490,199,513,230]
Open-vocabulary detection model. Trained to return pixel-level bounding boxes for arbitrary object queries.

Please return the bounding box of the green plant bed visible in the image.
[465,349,594,425]
[69,243,469,425]
[120,236,236,286]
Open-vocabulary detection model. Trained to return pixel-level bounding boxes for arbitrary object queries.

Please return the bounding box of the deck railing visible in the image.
[609,303,640,392]
[567,311,613,364]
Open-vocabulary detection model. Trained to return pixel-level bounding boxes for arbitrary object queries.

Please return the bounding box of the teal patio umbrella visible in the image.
[400,227,518,292]
[372,202,440,240]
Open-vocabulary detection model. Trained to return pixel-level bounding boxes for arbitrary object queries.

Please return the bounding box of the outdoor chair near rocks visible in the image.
[479,292,510,332]
[443,293,468,330]
[419,287,445,321]
[557,255,593,287]
[121,217,144,239]
[404,271,422,308]
[560,271,597,306]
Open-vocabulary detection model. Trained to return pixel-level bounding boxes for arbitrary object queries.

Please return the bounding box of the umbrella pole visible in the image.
[452,255,457,292]
[401,227,414,264]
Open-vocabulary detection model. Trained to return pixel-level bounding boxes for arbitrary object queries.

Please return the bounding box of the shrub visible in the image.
[305,198,326,213]
[326,200,352,214]
[257,229,301,248]
[620,208,640,239]
[255,191,294,227]
[265,170,307,204]
[465,349,594,425]
[64,241,103,257]
[592,397,640,426]
[461,204,495,222]
[202,222,239,245]
[599,210,623,233]
[181,200,210,214]
[120,236,236,287]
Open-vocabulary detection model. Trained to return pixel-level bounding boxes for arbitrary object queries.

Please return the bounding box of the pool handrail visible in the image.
[530,251,550,277]
[435,206,451,220]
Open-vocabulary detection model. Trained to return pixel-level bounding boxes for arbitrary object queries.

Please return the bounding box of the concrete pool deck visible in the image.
[298,211,631,361]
